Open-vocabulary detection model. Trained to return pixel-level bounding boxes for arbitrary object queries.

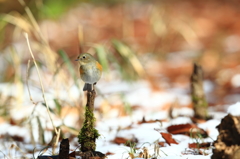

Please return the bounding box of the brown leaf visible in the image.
[188,142,211,149]
[112,137,127,145]
[158,142,165,147]
[11,135,24,142]
[167,123,208,138]
[167,123,197,134]
[112,136,138,145]
[105,152,115,156]
[160,132,178,145]
[69,151,75,157]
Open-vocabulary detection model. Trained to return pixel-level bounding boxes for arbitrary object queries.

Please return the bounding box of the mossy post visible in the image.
[78,89,100,152]
[190,63,208,120]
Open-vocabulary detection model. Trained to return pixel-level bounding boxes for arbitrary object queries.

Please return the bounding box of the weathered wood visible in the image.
[86,89,96,112]
[212,114,240,159]
[77,151,106,159]
[78,89,100,152]
[59,138,69,159]
[38,139,70,159]
[190,63,208,120]
[38,155,59,159]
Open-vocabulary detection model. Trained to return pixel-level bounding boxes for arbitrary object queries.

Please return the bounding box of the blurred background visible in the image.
[0,0,240,155]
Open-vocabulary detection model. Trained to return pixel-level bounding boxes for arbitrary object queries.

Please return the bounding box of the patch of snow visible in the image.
[198,119,220,140]
[227,102,240,116]
[203,80,215,93]
[170,117,192,125]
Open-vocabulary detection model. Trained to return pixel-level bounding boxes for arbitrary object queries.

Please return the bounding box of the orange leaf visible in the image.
[167,124,208,138]
[160,132,178,145]
[112,137,128,145]
[188,142,211,148]
[167,123,197,134]
[158,142,165,147]
[105,152,115,156]
[112,136,138,145]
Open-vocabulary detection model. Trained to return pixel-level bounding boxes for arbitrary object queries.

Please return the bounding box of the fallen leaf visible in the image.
[160,132,178,145]
[158,142,165,147]
[112,136,138,145]
[69,151,75,157]
[167,123,208,138]
[10,135,24,142]
[105,152,115,156]
[112,137,127,145]
[188,142,211,149]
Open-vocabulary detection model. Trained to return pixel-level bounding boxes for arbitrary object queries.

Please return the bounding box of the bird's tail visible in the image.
[83,83,93,91]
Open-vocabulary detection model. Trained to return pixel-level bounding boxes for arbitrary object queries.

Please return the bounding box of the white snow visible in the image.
[227,102,240,116]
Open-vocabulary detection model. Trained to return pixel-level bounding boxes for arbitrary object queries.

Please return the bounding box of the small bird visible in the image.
[75,53,102,91]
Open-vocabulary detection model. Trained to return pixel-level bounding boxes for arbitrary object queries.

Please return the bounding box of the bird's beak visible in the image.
[75,59,79,61]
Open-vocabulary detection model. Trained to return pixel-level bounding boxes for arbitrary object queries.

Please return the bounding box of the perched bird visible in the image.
[75,53,102,91]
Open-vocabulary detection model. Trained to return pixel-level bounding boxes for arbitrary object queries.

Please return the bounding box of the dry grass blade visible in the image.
[26,59,36,104]
[10,47,23,109]
[18,0,46,43]
[37,116,46,145]
[58,50,79,88]
[112,40,145,77]
[95,45,109,72]
[1,13,32,33]
[24,32,60,154]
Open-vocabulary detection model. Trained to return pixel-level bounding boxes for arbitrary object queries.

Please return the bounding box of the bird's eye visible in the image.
[82,56,86,59]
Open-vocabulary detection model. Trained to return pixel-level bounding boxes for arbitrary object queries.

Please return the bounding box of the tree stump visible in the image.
[59,138,69,159]
[212,114,240,159]
[78,89,100,152]
[190,63,209,120]
[38,139,69,159]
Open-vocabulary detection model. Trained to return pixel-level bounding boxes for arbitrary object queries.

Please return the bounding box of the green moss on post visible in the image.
[190,63,209,120]
[78,90,100,152]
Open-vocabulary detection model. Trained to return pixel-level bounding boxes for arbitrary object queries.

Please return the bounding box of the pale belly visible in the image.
[80,65,101,84]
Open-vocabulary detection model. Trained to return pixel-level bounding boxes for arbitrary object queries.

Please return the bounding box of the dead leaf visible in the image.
[105,152,115,156]
[167,123,197,134]
[188,142,211,149]
[160,132,178,145]
[10,135,24,142]
[69,151,75,157]
[112,136,138,145]
[158,142,165,147]
[167,123,208,138]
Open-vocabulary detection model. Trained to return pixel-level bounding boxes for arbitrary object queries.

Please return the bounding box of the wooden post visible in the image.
[78,89,100,152]
[59,138,69,159]
[190,63,208,120]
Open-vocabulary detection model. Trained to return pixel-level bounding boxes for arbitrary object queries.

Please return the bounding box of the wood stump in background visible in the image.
[212,114,240,159]
[190,63,209,120]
